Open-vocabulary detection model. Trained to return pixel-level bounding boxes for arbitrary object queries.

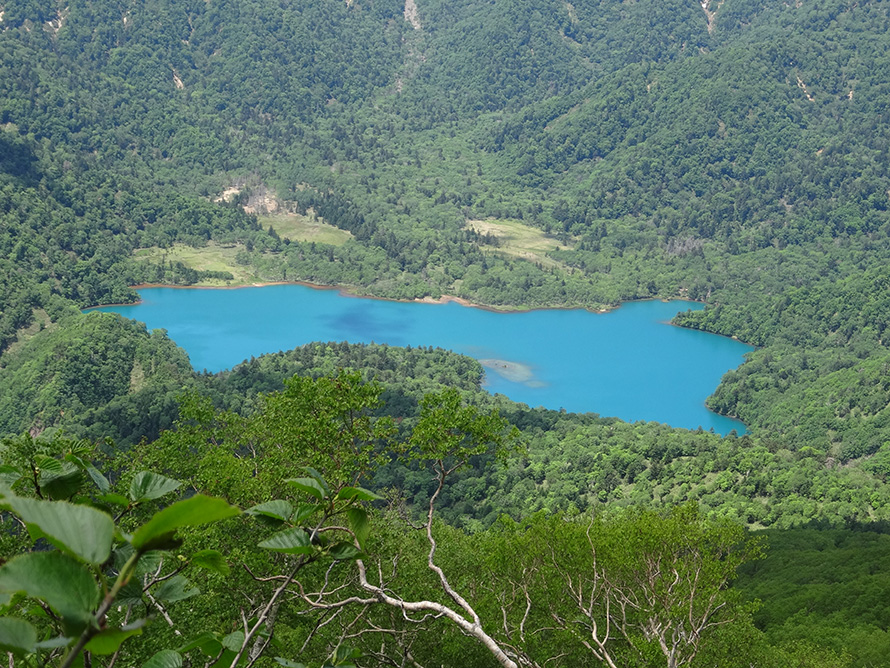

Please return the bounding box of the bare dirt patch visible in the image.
[404,0,421,30]
[213,180,287,215]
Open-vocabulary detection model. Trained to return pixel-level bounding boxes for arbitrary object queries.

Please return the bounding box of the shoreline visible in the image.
[119,280,542,313]
[89,279,695,316]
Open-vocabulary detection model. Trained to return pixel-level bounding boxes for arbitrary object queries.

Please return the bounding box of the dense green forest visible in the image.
[3,0,890,664]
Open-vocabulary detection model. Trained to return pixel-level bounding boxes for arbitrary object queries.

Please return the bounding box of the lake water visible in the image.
[92,286,753,434]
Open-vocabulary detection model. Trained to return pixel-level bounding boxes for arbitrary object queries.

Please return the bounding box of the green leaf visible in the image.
[144,649,184,668]
[285,478,327,501]
[134,531,183,552]
[0,552,99,624]
[35,636,74,649]
[302,467,331,496]
[0,466,22,487]
[130,472,181,503]
[336,487,382,502]
[83,463,111,494]
[346,508,370,549]
[132,495,239,551]
[286,478,327,501]
[35,456,84,500]
[209,650,238,668]
[65,455,111,494]
[328,542,362,561]
[153,575,199,603]
[34,455,63,477]
[245,500,293,523]
[98,492,130,507]
[258,527,313,554]
[0,617,37,654]
[84,621,145,655]
[42,470,86,501]
[336,646,361,659]
[116,579,145,607]
[2,496,113,565]
[222,630,245,652]
[290,503,318,524]
[274,659,306,668]
[133,549,164,576]
[191,549,230,576]
[178,632,222,656]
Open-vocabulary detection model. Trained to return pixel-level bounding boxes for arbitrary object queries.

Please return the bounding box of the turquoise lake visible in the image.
[92,286,754,434]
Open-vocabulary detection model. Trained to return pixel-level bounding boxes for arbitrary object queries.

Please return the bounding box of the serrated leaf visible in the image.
[34,455,63,477]
[346,508,370,549]
[328,542,362,561]
[222,631,245,652]
[245,500,293,523]
[85,621,145,654]
[144,649,183,668]
[0,466,22,487]
[67,440,93,458]
[132,495,239,551]
[336,487,382,502]
[41,470,85,500]
[258,528,313,554]
[191,549,230,575]
[116,579,145,607]
[3,496,113,564]
[0,553,99,624]
[130,472,181,503]
[153,575,199,603]
[0,617,37,654]
[36,456,84,500]
[286,478,326,501]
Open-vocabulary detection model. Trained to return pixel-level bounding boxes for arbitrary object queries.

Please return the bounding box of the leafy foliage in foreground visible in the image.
[1,373,879,667]
[0,437,238,665]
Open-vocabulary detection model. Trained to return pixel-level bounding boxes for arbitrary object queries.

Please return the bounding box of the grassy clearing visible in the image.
[258,211,352,245]
[3,310,54,362]
[132,242,263,285]
[466,218,572,271]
